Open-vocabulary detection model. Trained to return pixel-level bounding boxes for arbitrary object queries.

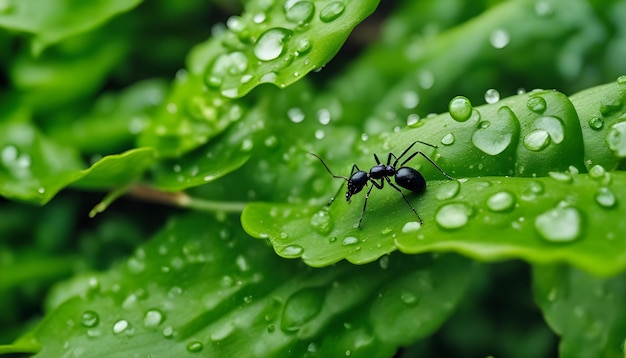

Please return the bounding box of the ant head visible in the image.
[346,171,368,202]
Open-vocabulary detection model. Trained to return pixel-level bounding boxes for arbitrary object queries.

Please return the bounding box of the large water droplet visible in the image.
[112,319,129,335]
[401,221,422,234]
[588,116,604,130]
[527,96,547,114]
[435,203,473,230]
[342,236,359,246]
[285,1,315,25]
[310,209,333,234]
[471,106,518,156]
[319,2,345,22]
[489,29,510,49]
[144,309,165,328]
[484,89,500,104]
[595,187,616,208]
[606,122,626,158]
[254,28,292,61]
[533,116,565,144]
[486,191,515,212]
[287,107,305,123]
[523,130,550,151]
[81,311,100,328]
[535,207,583,243]
[435,180,460,200]
[449,96,472,122]
[440,133,455,146]
[281,245,304,258]
[281,288,325,332]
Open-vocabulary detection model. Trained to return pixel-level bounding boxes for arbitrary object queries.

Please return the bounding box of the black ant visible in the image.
[310,140,454,229]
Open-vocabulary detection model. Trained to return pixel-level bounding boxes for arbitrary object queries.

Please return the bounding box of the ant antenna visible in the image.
[309,153,348,181]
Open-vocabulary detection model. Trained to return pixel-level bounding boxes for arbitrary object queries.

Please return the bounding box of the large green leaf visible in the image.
[0,0,143,55]
[533,265,626,358]
[0,213,474,357]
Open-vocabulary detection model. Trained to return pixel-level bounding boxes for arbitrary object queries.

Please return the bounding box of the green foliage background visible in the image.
[1,0,626,357]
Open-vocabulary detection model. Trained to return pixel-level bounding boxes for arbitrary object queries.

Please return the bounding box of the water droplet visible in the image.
[401,221,422,234]
[440,133,455,146]
[489,28,510,49]
[535,207,582,242]
[589,165,606,180]
[360,133,369,141]
[533,116,564,144]
[435,203,473,230]
[310,209,333,234]
[287,107,305,123]
[595,187,616,208]
[527,96,547,114]
[534,1,554,17]
[600,94,622,116]
[449,96,472,122]
[317,109,331,125]
[281,288,325,332]
[281,245,304,258]
[549,171,572,183]
[484,89,500,104]
[254,28,292,61]
[319,2,345,22]
[406,114,420,127]
[606,122,626,158]
[187,341,203,353]
[486,191,515,212]
[471,106,518,155]
[144,309,164,328]
[162,326,175,338]
[112,319,129,335]
[587,116,604,130]
[285,1,315,26]
[379,255,390,269]
[436,180,460,200]
[402,91,419,109]
[400,290,420,306]
[523,130,550,151]
[618,75,626,86]
[342,236,359,246]
[521,181,544,201]
[81,311,99,328]
[241,138,254,152]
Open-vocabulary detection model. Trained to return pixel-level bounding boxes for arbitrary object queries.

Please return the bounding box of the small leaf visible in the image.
[9,213,474,357]
[73,147,156,189]
[533,265,626,358]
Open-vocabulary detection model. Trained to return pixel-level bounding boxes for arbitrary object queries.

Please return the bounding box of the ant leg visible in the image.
[373,153,382,165]
[385,177,423,224]
[400,150,455,180]
[392,140,439,167]
[327,181,346,206]
[357,179,384,228]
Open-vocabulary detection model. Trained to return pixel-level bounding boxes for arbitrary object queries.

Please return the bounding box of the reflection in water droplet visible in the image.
[281,288,325,332]
[523,130,550,151]
[595,187,617,208]
[435,180,460,200]
[489,28,510,49]
[435,203,473,230]
[281,245,304,258]
[81,311,100,328]
[449,96,472,122]
[484,89,500,104]
[254,28,292,61]
[526,96,547,114]
[310,210,333,234]
[440,133,455,146]
[487,191,515,212]
[606,122,626,158]
[401,221,422,234]
[535,207,582,243]
[319,1,345,22]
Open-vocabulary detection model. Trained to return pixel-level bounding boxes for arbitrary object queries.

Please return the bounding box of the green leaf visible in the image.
[6,213,474,357]
[0,0,143,55]
[533,265,626,358]
[73,147,156,189]
[242,80,626,275]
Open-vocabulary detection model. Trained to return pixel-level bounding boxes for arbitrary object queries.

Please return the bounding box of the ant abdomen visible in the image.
[395,167,426,194]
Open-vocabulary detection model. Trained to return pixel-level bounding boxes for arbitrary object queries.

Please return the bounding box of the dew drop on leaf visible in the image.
[435,203,473,230]
[342,236,359,246]
[448,96,472,122]
[401,221,422,233]
[310,209,333,234]
[595,187,617,208]
[186,341,203,353]
[534,206,583,243]
[589,165,606,180]
[80,311,100,328]
[549,171,572,183]
[435,180,460,200]
[162,326,175,339]
[526,96,547,114]
[471,106,518,155]
[281,245,304,258]
[254,28,292,61]
[400,289,420,306]
[484,88,500,104]
[486,191,515,212]
[144,309,165,328]
[618,75,626,85]
[606,122,626,158]
[402,91,419,109]
[533,116,565,144]
[287,107,305,123]
[295,38,312,56]
[520,180,545,201]
[319,1,345,22]
[600,93,622,116]
[588,116,604,130]
[407,114,420,127]
[440,133,455,145]
[112,319,129,335]
[280,288,325,332]
[523,129,550,151]
[489,28,510,49]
